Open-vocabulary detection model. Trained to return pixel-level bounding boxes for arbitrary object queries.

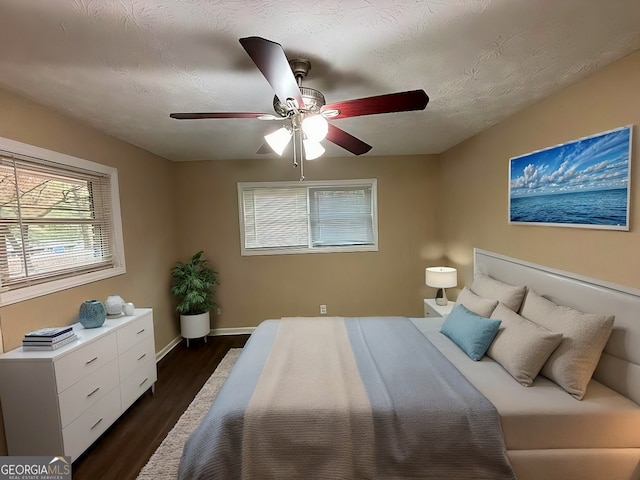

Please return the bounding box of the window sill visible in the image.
[0,266,126,307]
[241,244,378,256]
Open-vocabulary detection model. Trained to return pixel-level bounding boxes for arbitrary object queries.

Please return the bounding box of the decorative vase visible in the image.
[105,295,125,316]
[79,300,106,329]
[123,302,135,316]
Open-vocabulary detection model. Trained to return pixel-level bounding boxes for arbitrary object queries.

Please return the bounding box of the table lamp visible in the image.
[425,266,458,306]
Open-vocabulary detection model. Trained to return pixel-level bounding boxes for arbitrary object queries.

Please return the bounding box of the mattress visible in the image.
[413,317,640,450]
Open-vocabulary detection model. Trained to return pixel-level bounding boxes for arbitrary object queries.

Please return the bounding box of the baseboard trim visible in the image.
[210,327,256,336]
[156,335,182,362]
[155,327,254,362]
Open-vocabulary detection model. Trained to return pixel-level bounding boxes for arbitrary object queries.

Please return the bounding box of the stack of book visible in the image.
[22,326,77,351]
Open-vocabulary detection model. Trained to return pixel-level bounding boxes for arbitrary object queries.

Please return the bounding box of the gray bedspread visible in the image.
[178,316,515,480]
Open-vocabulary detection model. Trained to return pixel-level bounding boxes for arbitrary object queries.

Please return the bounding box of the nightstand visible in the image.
[424,298,455,319]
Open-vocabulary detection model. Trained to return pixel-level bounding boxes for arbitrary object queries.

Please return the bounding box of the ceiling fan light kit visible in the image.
[301,114,329,143]
[264,126,292,155]
[263,102,328,162]
[302,139,325,160]
[170,36,430,179]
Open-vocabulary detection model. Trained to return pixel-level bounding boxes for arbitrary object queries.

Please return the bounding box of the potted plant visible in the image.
[170,251,218,346]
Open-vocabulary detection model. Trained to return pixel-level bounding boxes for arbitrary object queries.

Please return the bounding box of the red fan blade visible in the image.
[170,112,273,119]
[239,36,304,108]
[326,123,372,156]
[322,89,429,119]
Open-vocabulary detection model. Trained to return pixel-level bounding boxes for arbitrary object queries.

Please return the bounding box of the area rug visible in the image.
[136,348,241,479]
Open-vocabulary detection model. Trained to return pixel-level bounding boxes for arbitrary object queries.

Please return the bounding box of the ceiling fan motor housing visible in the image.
[273,86,326,117]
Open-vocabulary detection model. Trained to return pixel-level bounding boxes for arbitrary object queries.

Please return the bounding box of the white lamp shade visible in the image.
[425,267,457,288]
[301,114,328,142]
[264,126,292,156]
[303,139,325,160]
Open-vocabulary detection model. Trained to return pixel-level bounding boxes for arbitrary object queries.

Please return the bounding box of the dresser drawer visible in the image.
[54,334,118,393]
[58,358,119,428]
[119,335,155,381]
[117,313,153,354]
[120,360,157,411]
[62,385,121,461]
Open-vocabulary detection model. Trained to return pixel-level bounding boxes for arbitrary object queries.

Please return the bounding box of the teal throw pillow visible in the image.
[441,304,502,361]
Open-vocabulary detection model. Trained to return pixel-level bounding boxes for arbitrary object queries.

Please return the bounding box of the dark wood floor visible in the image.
[72,334,249,480]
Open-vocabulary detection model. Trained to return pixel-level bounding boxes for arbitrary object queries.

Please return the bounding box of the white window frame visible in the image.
[238,179,378,256]
[0,136,126,306]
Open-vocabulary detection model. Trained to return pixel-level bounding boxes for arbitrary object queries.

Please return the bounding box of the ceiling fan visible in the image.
[170,36,429,164]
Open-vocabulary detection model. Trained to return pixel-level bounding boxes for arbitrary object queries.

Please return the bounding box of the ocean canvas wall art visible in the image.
[509,126,632,230]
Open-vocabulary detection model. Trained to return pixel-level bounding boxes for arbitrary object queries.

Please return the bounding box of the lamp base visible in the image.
[435,288,448,306]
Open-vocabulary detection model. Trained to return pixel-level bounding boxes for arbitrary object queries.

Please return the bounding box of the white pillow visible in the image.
[520,290,614,400]
[471,273,527,312]
[456,287,498,317]
[487,303,563,386]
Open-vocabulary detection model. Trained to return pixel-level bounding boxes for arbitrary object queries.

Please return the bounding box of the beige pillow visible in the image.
[487,303,563,386]
[471,273,527,312]
[520,290,614,400]
[456,287,498,317]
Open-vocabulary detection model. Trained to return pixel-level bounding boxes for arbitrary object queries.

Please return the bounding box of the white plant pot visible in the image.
[180,312,211,340]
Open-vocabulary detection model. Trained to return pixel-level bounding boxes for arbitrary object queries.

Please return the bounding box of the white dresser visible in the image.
[0,308,157,461]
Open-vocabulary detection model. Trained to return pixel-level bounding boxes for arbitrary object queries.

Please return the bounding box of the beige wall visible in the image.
[440,51,640,291]
[175,154,442,328]
[0,89,180,352]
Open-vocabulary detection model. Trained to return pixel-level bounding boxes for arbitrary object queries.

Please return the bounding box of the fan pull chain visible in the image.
[299,130,305,181]
[291,129,304,181]
[292,128,298,168]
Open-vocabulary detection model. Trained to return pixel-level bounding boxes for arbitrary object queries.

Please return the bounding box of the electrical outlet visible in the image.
[320,304,327,315]
[216,307,221,315]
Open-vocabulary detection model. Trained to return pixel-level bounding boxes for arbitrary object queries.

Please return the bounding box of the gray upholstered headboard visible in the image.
[474,248,640,405]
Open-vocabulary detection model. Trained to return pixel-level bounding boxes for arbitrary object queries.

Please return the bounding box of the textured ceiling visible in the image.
[0,0,638,161]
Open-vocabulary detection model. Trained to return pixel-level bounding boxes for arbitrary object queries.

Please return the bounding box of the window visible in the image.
[238,179,378,255]
[0,136,126,306]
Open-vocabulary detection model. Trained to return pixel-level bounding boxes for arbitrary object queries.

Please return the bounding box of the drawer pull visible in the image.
[139,377,148,387]
[87,387,100,397]
[137,329,145,335]
[137,353,147,361]
[85,357,98,365]
[90,417,103,430]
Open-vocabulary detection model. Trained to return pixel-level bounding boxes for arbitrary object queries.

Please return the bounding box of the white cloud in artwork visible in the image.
[510,128,630,198]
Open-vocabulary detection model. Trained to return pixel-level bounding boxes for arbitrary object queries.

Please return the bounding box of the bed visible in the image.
[178,249,640,480]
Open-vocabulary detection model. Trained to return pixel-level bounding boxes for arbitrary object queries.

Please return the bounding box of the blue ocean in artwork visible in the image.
[510,188,627,226]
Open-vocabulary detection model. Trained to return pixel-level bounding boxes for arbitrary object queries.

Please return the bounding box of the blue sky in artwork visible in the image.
[510,127,631,198]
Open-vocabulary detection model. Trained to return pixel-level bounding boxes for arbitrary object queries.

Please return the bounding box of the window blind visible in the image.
[309,186,374,246]
[239,179,377,255]
[0,154,116,291]
[243,187,308,249]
